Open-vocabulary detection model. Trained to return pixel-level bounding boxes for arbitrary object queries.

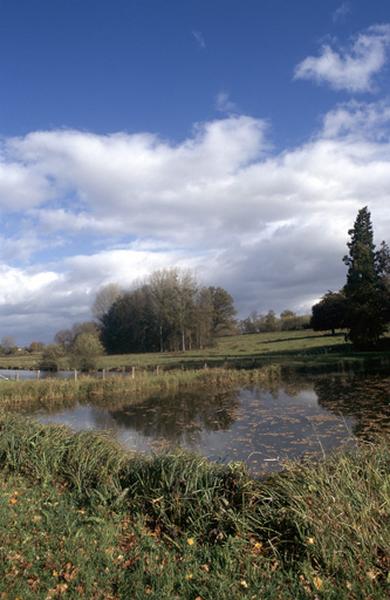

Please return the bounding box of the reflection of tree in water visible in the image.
[108,388,240,445]
[314,374,390,439]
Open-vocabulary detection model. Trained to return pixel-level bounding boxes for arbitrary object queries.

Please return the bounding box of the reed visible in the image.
[0,365,281,412]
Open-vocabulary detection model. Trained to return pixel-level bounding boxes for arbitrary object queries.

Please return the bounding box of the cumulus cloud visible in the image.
[332,2,351,24]
[0,105,389,343]
[294,24,390,92]
[322,99,390,138]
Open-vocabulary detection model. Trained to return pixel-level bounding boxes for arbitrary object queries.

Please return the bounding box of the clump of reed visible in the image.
[0,365,281,413]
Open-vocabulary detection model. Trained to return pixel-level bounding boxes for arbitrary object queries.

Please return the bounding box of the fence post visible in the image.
[102,368,105,380]
[74,369,78,382]
[132,366,135,379]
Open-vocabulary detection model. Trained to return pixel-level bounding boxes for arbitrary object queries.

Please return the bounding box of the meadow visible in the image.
[1,329,389,372]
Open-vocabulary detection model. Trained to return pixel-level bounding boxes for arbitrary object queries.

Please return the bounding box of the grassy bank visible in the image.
[2,329,389,371]
[0,414,388,598]
[0,365,281,413]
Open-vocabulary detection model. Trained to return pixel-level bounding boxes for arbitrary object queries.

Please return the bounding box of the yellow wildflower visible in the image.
[313,576,323,590]
[307,537,315,545]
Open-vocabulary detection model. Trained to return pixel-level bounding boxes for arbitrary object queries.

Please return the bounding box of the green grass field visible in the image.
[1,329,389,371]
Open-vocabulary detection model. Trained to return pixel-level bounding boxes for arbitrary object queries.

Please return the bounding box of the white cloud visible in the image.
[216,91,237,114]
[294,24,390,92]
[332,2,351,24]
[192,30,206,49]
[0,104,389,342]
[322,99,390,138]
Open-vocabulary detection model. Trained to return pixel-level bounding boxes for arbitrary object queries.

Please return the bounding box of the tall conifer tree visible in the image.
[343,207,386,348]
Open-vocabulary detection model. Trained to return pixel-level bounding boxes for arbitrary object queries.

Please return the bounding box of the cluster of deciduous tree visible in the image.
[97,269,237,354]
[240,310,310,334]
[42,321,104,370]
[311,207,390,349]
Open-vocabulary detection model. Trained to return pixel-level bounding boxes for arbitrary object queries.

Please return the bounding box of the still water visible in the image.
[29,372,389,474]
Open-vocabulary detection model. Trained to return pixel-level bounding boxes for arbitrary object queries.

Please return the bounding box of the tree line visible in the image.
[38,269,237,368]
[239,310,310,334]
[98,269,237,354]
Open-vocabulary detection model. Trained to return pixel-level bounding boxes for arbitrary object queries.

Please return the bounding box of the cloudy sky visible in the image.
[1,0,390,344]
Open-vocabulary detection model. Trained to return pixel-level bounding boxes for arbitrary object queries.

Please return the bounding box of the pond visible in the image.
[28,372,389,474]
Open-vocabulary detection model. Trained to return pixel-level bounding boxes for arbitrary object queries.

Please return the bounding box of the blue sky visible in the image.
[1,0,388,144]
[0,0,389,342]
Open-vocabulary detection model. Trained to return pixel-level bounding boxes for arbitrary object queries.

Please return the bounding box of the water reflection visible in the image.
[109,389,240,443]
[34,373,389,475]
[314,374,390,439]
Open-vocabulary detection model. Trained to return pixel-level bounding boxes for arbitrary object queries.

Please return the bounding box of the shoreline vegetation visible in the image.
[0,365,281,413]
[0,415,388,598]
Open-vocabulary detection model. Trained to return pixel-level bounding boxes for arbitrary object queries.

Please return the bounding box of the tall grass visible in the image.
[0,414,388,598]
[0,365,281,412]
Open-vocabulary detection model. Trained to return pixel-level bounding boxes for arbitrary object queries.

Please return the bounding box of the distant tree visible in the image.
[311,292,346,335]
[54,329,74,351]
[101,287,160,354]
[194,287,215,347]
[99,272,237,354]
[208,287,237,336]
[280,310,296,320]
[54,322,99,352]
[343,207,387,348]
[39,344,65,371]
[263,310,279,332]
[28,341,45,353]
[72,321,99,339]
[92,283,122,322]
[149,269,181,352]
[1,336,17,354]
[280,313,310,331]
[70,333,104,371]
[240,311,260,334]
[149,268,198,352]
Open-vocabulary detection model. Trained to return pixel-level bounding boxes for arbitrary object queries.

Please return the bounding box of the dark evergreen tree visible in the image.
[342,207,387,349]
